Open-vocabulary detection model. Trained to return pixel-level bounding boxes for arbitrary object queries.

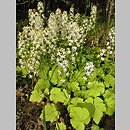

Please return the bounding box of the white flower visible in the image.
[63,60,68,66]
[58,62,63,67]
[67,49,71,54]
[107,46,111,49]
[102,49,106,53]
[83,77,87,80]
[100,53,104,56]
[72,46,77,51]
[85,66,91,70]
[57,51,61,56]
[29,74,33,78]
[69,42,72,46]
[66,72,69,77]
[60,55,65,59]
[87,82,91,85]
[101,57,104,61]
[58,70,62,75]
[109,51,113,54]
[61,79,66,83]
[63,67,67,72]
[107,42,110,46]
[86,71,90,76]
[97,55,100,58]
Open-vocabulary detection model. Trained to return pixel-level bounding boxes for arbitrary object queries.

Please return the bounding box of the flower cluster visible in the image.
[97,27,115,61]
[18,2,46,75]
[56,48,68,72]
[84,61,94,76]
[17,2,97,76]
[97,49,106,61]
[106,27,115,55]
[82,5,97,34]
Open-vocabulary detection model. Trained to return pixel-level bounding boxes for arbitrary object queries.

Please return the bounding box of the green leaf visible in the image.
[71,97,83,105]
[67,97,83,113]
[74,90,89,99]
[87,71,97,81]
[85,97,93,104]
[29,89,44,103]
[87,81,98,89]
[69,106,91,129]
[103,89,115,115]
[50,88,70,104]
[95,68,105,80]
[103,88,115,98]
[70,71,79,82]
[44,88,50,95]
[34,79,50,91]
[91,124,100,130]
[57,73,67,87]
[70,118,84,130]
[93,97,106,124]
[49,70,58,85]
[62,89,71,104]
[91,124,104,130]
[22,68,28,77]
[105,97,115,116]
[40,103,59,123]
[69,82,80,92]
[49,65,66,86]
[76,71,86,85]
[38,61,50,79]
[110,64,115,76]
[104,74,115,88]
[87,81,105,97]
[56,122,66,130]
[77,76,86,86]
[70,70,85,85]
[49,65,60,85]
[77,102,95,117]
[16,66,21,72]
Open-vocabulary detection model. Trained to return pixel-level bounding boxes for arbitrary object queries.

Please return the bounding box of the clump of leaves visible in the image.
[29,47,115,130]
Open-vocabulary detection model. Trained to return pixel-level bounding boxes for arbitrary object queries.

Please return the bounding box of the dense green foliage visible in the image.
[29,47,115,129]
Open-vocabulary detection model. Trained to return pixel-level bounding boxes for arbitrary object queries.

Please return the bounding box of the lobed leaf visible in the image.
[69,82,80,92]
[93,97,106,124]
[50,88,70,105]
[77,102,95,117]
[29,89,44,103]
[104,74,115,88]
[56,122,66,130]
[103,88,115,116]
[69,106,91,130]
[91,124,104,130]
[87,81,105,97]
[40,103,60,123]
[34,78,50,91]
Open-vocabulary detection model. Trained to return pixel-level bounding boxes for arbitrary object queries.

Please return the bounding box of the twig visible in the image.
[16,0,34,5]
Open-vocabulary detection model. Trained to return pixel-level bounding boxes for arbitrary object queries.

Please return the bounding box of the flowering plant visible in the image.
[17,1,98,76]
[17,2,115,130]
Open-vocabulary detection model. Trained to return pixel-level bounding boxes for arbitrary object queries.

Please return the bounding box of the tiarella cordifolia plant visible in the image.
[17,2,115,130]
[17,2,97,76]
